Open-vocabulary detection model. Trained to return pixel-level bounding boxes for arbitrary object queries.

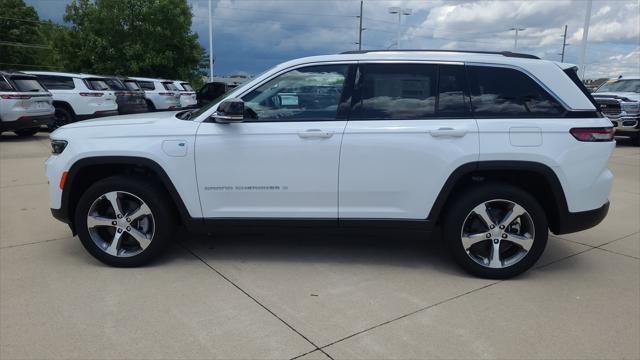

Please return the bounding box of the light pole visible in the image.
[357,0,364,51]
[579,0,593,79]
[389,7,411,49]
[560,25,569,62]
[510,27,526,50]
[208,0,214,81]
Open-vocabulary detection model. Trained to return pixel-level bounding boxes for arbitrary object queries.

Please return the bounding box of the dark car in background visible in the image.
[105,76,148,115]
[196,81,230,107]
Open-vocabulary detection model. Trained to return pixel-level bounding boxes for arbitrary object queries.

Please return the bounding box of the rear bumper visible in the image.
[76,110,119,121]
[554,201,609,235]
[0,114,54,132]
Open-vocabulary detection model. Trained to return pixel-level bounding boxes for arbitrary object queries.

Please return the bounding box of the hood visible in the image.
[59,111,181,129]
[593,92,640,102]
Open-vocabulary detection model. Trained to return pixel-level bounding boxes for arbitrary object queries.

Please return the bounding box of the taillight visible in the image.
[1,95,31,99]
[570,127,614,142]
[159,92,174,96]
[79,92,104,97]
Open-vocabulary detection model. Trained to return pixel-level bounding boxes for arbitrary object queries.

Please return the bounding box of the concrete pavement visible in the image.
[1,133,638,359]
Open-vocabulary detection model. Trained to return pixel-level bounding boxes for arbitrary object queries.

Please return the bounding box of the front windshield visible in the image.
[596,79,640,93]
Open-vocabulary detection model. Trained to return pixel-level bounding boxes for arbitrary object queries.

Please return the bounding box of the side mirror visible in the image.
[213,98,244,123]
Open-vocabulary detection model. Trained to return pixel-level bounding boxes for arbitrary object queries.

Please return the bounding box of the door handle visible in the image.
[430,127,467,138]
[297,129,334,139]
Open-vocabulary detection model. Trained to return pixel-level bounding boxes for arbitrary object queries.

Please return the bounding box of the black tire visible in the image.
[442,182,548,279]
[52,106,75,129]
[146,100,156,112]
[13,128,39,137]
[74,176,176,267]
[633,133,640,147]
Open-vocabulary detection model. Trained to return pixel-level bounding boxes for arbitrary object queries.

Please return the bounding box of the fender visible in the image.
[427,161,570,228]
[55,156,205,234]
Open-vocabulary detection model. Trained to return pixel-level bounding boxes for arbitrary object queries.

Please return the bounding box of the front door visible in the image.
[195,64,353,218]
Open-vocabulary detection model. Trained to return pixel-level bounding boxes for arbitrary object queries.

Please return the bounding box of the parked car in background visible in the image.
[104,76,147,115]
[129,77,181,111]
[25,71,118,128]
[173,81,197,109]
[196,81,229,107]
[0,70,54,136]
[592,76,640,146]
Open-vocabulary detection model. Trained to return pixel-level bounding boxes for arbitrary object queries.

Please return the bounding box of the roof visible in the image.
[129,76,171,82]
[23,71,110,79]
[0,70,34,77]
[340,49,540,59]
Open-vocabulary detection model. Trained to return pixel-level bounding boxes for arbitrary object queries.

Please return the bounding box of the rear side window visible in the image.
[37,75,75,90]
[85,78,110,91]
[162,82,178,91]
[105,78,126,91]
[138,81,155,90]
[351,63,437,120]
[124,80,141,91]
[467,66,565,117]
[11,77,47,92]
[0,78,12,91]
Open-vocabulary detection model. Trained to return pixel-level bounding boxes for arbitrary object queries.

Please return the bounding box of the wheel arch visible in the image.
[52,100,76,116]
[60,156,202,234]
[428,161,569,234]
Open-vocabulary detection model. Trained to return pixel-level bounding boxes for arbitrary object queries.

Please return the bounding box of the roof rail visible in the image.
[339,49,540,59]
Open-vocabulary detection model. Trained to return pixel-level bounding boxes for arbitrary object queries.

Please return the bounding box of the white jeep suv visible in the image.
[129,77,181,111]
[45,50,614,278]
[25,71,118,128]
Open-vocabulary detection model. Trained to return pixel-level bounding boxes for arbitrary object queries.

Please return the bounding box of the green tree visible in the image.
[0,0,51,70]
[53,0,204,81]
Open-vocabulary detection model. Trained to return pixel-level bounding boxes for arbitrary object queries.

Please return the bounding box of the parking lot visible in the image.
[0,132,638,359]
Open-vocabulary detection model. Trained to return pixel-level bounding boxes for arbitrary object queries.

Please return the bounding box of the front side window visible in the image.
[437,65,469,116]
[468,66,565,117]
[242,64,349,121]
[351,63,437,120]
[37,75,75,90]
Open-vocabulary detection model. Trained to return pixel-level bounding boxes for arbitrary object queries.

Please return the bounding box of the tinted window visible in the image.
[162,82,178,91]
[11,77,46,92]
[351,64,436,120]
[242,65,348,121]
[36,75,75,90]
[105,78,126,91]
[124,80,141,91]
[138,81,155,90]
[85,78,110,91]
[468,66,565,117]
[596,79,640,93]
[181,83,194,91]
[437,65,469,116]
[0,78,12,91]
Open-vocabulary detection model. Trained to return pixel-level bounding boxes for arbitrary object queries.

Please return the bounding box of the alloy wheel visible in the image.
[86,191,155,257]
[460,199,535,269]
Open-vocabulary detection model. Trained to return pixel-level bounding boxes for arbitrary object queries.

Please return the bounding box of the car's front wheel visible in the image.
[443,182,548,279]
[74,176,175,266]
[14,128,39,137]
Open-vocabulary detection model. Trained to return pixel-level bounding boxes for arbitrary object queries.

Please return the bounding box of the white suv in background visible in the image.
[45,50,613,278]
[0,70,54,136]
[129,77,181,111]
[173,80,197,109]
[25,71,118,128]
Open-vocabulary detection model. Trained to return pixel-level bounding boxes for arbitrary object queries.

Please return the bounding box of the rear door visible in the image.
[338,62,479,219]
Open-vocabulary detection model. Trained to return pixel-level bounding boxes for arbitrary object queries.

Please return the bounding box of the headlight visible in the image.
[51,140,68,154]
[621,102,640,114]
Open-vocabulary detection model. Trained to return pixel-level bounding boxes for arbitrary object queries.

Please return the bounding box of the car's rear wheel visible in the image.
[14,128,39,137]
[52,107,74,129]
[443,182,548,279]
[75,176,175,267]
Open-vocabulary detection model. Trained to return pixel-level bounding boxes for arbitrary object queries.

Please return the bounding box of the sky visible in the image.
[24,0,640,79]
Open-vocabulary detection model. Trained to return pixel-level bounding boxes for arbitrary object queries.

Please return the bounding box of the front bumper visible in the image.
[611,116,640,134]
[0,114,54,132]
[554,201,609,235]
